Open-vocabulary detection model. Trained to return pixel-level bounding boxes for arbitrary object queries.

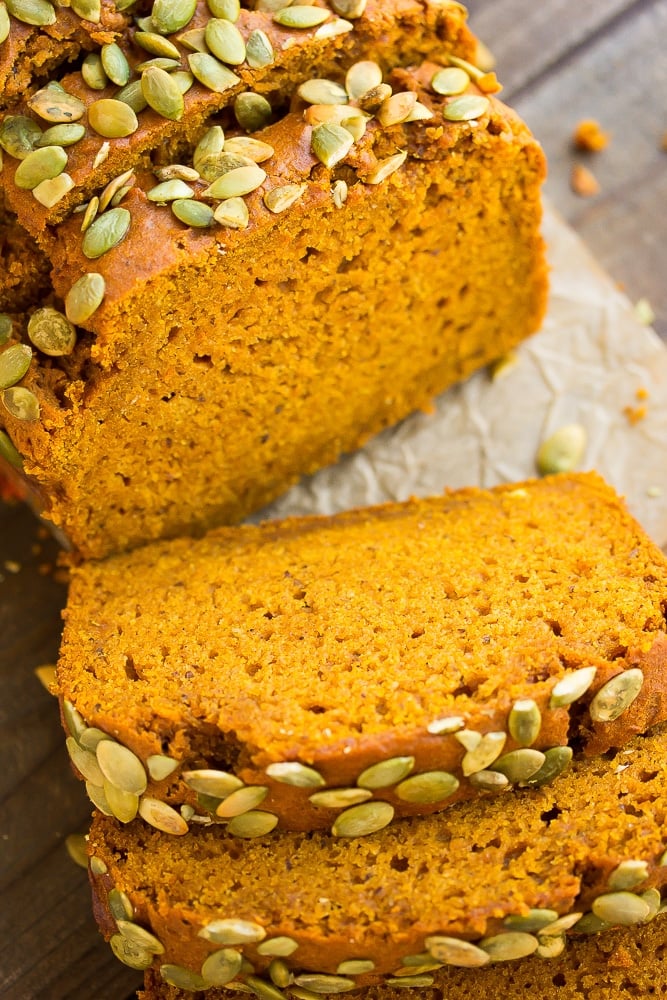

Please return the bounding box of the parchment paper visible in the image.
[257,201,667,549]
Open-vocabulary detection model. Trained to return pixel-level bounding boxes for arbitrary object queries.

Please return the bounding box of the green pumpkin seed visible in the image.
[32,171,73,206]
[245,975,284,1000]
[331,800,394,837]
[386,976,434,988]
[426,716,465,735]
[199,150,255,181]
[575,912,611,934]
[171,70,195,94]
[141,66,185,121]
[538,912,583,936]
[536,423,587,475]
[183,768,243,798]
[63,699,87,741]
[246,29,274,68]
[93,142,112,167]
[177,25,208,52]
[136,56,183,72]
[193,125,225,170]
[0,430,23,470]
[425,937,489,968]
[640,888,661,921]
[406,101,434,122]
[268,959,291,988]
[309,787,372,809]
[257,937,299,957]
[85,781,114,815]
[365,150,408,184]
[88,99,139,138]
[504,909,559,933]
[224,137,275,163]
[273,6,329,28]
[522,745,573,787]
[265,761,325,788]
[203,164,266,199]
[461,731,506,775]
[100,42,130,86]
[148,179,194,202]
[395,770,459,804]
[37,123,86,148]
[103,780,140,822]
[508,699,541,746]
[27,306,76,356]
[357,756,415,790]
[294,976,354,994]
[81,52,108,90]
[98,167,134,211]
[134,30,181,59]
[79,727,113,751]
[315,18,353,40]
[14,145,67,189]
[336,960,375,975]
[89,855,108,875]
[155,164,200,182]
[311,123,353,168]
[213,197,249,229]
[171,198,214,227]
[491,748,546,784]
[207,0,239,16]
[331,0,366,16]
[216,785,269,818]
[0,315,12,345]
[550,666,597,707]
[115,80,149,114]
[29,84,85,124]
[592,891,651,926]
[431,66,469,96]
[0,116,43,160]
[65,272,106,323]
[6,0,55,25]
[205,17,246,64]
[227,809,278,838]
[82,206,131,258]
[0,343,32,389]
[608,860,649,891]
[110,933,154,970]
[188,53,240,93]
[199,919,266,945]
[66,736,105,783]
[589,668,644,722]
[479,932,539,961]
[298,78,348,106]
[443,94,490,121]
[468,768,509,791]
[376,91,417,127]
[139,796,189,834]
[117,920,164,954]
[345,60,382,101]
[160,965,208,990]
[151,0,196,34]
[0,2,9,40]
[96,738,147,794]
[455,729,482,751]
[234,92,272,132]
[201,947,243,986]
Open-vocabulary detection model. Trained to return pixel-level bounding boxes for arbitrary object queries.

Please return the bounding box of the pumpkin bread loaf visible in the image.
[0,2,548,558]
[89,720,667,988]
[57,472,667,837]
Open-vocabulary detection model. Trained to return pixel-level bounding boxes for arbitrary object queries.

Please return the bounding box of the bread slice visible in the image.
[88,720,667,987]
[57,472,667,836]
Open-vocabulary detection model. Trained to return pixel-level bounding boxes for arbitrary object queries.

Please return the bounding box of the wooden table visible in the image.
[1,3,665,997]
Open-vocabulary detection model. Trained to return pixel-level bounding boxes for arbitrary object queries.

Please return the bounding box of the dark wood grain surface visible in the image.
[1,3,666,998]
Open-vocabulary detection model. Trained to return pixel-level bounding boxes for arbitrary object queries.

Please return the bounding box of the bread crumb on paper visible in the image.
[573,119,610,152]
[570,163,600,197]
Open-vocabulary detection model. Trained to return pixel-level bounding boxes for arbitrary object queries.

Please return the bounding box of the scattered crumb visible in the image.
[570,164,600,197]
[572,119,610,152]
[38,561,54,576]
[636,386,650,401]
[3,559,20,574]
[474,38,496,72]
[634,298,656,326]
[623,405,647,425]
[31,543,42,556]
[37,526,49,540]
[476,72,502,95]
[647,485,663,498]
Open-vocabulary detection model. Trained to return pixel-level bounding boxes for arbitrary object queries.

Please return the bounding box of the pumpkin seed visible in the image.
[336,960,375,975]
[110,933,154,970]
[6,0,55,25]
[151,0,196,34]
[386,976,434,988]
[203,164,266,199]
[455,729,481,751]
[395,770,459,804]
[79,727,113,752]
[135,31,181,60]
[298,79,348,106]
[141,66,185,121]
[227,810,278,838]
[86,781,114,815]
[258,937,299,958]
[357,83,392,113]
[425,936,489,968]
[535,935,565,959]
[188,53,240,93]
[431,66,469,96]
[171,198,215,227]
[66,736,105,784]
[0,1,9,39]
[177,26,208,52]
[117,920,165,954]
[14,145,67,189]
[160,965,208,990]
[63,699,87,741]
[538,912,583,936]
[103,781,140,822]
[536,423,587,475]
[405,102,434,122]
[97,739,147,794]
[311,123,353,168]
[216,784,269,817]
[172,70,195,94]
[181,804,196,821]
[640,888,661,921]
[246,29,274,69]
[376,92,417,127]
[479,932,539,961]
[608,860,649,891]
[426,716,465,735]
[345,61,382,101]
[32,172,73,207]
[332,179,347,208]
[98,168,134,212]
[65,272,106,323]
[523,745,573,787]
[71,0,100,19]
[331,800,394,837]
[224,137,275,163]
[82,52,108,90]
[115,80,148,113]
[82,206,131,258]
[89,856,108,875]
[37,123,86,148]
[294,976,354,994]
[139,796,189,834]
[207,0,239,17]
[194,125,225,172]
[183,768,243,798]
[214,197,249,229]
[265,761,325,788]
[592,891,651,925]
[100,42,130,86]
[589,668,644,722]
[28,82,84,124]
[155,164,200,182]
[273,6,329,28]
[136,57,183,73]
[264,185,307,214]
[148,179,194,202]
[357,756,415,790]
[550,666,597,707]
[0,343,32,389]
[507,699,541,746]
[268,959,291,988]
[309,787,372,809]
[93,141,110,168]
[0,315,12,346]
[0,116,43,159]
[331,0,366,16]
[88,99,139,138]
[0,430,23,470]
[365,150,407,184]
[468,769,509,791]
[504,909,559,933]
[245,975,284,1000]
[443,95,490,121]
[491,748,546,784]
[234,92,272,132]
[461,731,506,775]
[314,18,353,39]
[27,306,76,356]
[304,105,368,142]
[201,947,243,986]
[199,150,255,181]
[198,919,266,945]
[575,912,611,934]
[206,18,246,64]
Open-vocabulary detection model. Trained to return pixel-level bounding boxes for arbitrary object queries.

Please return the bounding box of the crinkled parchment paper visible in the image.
[257,201,667,549]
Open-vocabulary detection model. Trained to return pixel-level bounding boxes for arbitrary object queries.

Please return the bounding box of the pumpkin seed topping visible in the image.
[206,18,246,65]
[32,171,73,206]
[86,781,114,815]
[141,66,185,121]
[96,739,147,794]
[82,52,108,90]
[266,761,325,788]
[66,736,105,784]
[152,0,196,35]
[204,164,266,199]
[0,116,43,160]
[479,931,539,961]
[0,0,8,39]
[6,0,55,27]
[99,168,135,212]
[365,150,407,184]
[507,699,541,746]
[207,0,239,17]
[298,79,348,106]
[139,796,189,834]
[592,891,651,925]
[0,343,32,390]
[160,965,208,990]
[148,179,194,202]
[358,83,392,113]
[1,387,40,422]
[71,0,101,21]
[575,912,611,935]
[79,727,112,751]
[183,768,243,797]
[461,731,506,775]
[376,92,417,127]
[27,82,84,124]
[172,71,196,95]
[336,960,375,975]
[331,0,366,16]
[156,164,200,182]
[443,94,490,122]
[177,26,208,52]
[405,101,434,122]
[425,936,489,968]
[331,179,348,208]
[538,912,584,936]
[345,60,382,101]
[469,769,509,791]
[311,123,353,168]
[268,959,291,988]
[103,781,140,822]
[134,30,181,60]
[82,206,131,258]
[504,909,559,933]
[101,43,131,87]
[537,937,566,959]
[536,423,587,475]
[228,810,278,838]
[589,668,644,722]
[0,430,23,470]
[115,80,149,114]
[214,197,249,229]
[523,745,573,787]
[136,56,183,73]
[431,66,470,96]
[274,6,330,28]
[216,784,269,817]
[65,272,106,323]
[37,124,86,148]
[315,18,353,40]
[357,756,415,790]
[116,920,165,954]
[455,729,481,752]
[608,860,649,891]
[309,787,372,809]
[0,315,13,345]
[492,748,546,784]
[246,29,275,69]
[245,976,285,1000]
[427,716,465,735]
[294,976,355,994]
[201,947,243,986]
[14,145,67,190]
[331,800,394,837]
[63,699,87,741]
[110,933,154,970]
[640,888,661,921]
[224,137,275,163]
[93,141,111,168]
[550,666,597,707]
[89,855,108,875]
[88,99,139,138]
[234,92,272,132]
[395,770,459,804]
[27,307,76,356]
[188,53,241,93]
[257,937,299,957]
[199,919,266,945]
[171,198,213,227]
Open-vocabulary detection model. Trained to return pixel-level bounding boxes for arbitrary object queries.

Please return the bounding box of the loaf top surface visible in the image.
[58,471,667,771]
